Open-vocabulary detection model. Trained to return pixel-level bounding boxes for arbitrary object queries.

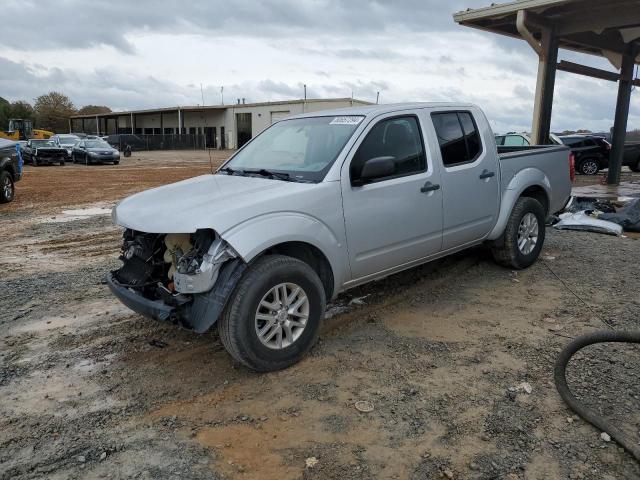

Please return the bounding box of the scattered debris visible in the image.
[354,400,375,413]
[149,339,168,348]
[349,295,369,306]
[509,382,533,394]
[599,198,640,232]
[305,457,319,469]
[554,212,623,236]
[601,432,611,442]
[77,455,86,463]
[100,452,107,461]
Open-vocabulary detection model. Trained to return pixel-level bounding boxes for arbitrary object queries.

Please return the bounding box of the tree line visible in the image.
[0,92,111,134]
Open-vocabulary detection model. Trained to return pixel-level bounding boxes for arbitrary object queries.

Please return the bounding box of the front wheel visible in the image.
[491,197,546,269]
[0,171,14,203]
[578,158,599,175]
[218,255,326,372]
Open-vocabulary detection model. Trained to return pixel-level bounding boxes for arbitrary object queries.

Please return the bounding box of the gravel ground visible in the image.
[1,156,639,479]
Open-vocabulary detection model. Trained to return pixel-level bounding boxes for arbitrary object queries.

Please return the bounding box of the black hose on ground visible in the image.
[554,330,640,461]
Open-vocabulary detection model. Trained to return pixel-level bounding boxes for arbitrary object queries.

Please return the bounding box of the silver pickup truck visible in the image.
[108,103,572,371]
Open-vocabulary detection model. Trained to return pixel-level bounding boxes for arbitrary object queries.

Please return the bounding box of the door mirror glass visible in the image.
[360,156,396,182]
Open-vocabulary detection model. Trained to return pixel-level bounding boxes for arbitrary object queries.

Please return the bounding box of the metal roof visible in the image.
[454,0,640,67]
[70,98,372,119]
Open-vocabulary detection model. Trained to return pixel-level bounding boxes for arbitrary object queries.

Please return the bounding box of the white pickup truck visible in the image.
[108,103,572,371]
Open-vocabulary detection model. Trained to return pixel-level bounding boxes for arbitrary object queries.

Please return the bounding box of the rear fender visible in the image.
[488,168,551,241]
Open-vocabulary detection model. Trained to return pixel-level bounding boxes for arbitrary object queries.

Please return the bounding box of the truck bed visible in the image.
[497,144,572,215]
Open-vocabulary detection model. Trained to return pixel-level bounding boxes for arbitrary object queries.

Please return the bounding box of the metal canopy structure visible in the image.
[454,0,640,184]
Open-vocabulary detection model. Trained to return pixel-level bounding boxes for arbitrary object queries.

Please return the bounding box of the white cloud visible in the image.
[0,0,638,132]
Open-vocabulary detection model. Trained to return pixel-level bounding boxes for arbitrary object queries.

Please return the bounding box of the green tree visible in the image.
[0,97,9,131]
[77,105,112,115]
[34,91,76,133]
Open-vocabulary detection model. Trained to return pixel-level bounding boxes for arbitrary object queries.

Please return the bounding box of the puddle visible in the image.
[40,204,114,223]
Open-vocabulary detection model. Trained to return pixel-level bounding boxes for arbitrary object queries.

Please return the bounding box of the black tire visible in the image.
[578,158,599,175]
[218,255,326,372]
[33,157,39,167]
[630,158,640,173]
[0,171,14,203]
[85,155,89,166]
[113,161,119,165]
[60,160,65,166]
[491,197,546,269]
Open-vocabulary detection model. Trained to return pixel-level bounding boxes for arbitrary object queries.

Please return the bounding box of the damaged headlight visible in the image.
[165,230,237,294]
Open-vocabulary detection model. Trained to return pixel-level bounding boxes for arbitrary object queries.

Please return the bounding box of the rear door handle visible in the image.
[420,181,440,193]
[479,169,495,179]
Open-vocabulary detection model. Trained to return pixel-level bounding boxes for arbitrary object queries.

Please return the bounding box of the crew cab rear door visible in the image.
[429,109,500,250]
[341,111,443,281]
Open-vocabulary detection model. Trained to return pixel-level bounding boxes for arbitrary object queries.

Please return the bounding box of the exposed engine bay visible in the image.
[110,228,243,331]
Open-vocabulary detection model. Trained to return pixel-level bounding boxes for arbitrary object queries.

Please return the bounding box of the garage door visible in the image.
[270,111,291,124]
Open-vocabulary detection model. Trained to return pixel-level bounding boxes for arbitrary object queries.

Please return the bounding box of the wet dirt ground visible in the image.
[1,153,639,479]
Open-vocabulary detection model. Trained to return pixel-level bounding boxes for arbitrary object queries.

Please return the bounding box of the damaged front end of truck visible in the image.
[106,228,246,333]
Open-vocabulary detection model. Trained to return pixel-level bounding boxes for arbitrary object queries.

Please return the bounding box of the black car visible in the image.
[622,142,640,172]
[0,138,22,203]
[558,135,610,175]
[21,139,67,166]
[72,139,120,165]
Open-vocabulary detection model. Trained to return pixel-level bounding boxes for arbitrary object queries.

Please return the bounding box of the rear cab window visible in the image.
[431,111,483,167]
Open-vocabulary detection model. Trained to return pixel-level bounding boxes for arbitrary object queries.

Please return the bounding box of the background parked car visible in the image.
[623,142,640,172]
[51,134,80,159]
[0,138,21,203]
[21,139,67,166]
[558,135,610,175]
[495,132,562,146]
[72,139,120,165]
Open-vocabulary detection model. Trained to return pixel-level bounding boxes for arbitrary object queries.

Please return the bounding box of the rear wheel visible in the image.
[0,171,14,203]
[630,158,640,172]
[578,158,599,175]
[491,197,546,269]
[85,155,89,166]
[218,255,326,372]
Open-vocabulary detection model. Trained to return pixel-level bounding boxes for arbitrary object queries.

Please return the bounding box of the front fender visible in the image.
[487,168,551,241]
[220,212,347,296]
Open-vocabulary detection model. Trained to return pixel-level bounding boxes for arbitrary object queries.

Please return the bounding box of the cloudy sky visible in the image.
[1,0,638,133]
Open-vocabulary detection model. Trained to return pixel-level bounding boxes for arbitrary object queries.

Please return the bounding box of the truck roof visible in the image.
[289,102,479,119]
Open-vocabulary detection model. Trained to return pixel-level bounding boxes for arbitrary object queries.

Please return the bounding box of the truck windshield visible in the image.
[222,115,363,182]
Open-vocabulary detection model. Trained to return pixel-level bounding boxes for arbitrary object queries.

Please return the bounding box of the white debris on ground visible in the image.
[305,457,319,468]
[45,204,114,223]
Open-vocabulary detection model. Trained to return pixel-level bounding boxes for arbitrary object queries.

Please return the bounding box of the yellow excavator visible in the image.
[0,119,53,141]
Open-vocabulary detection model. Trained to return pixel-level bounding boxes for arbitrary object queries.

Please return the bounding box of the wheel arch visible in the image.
[488,167,552,242]
[258,241,335,300]
[220,212,347,299]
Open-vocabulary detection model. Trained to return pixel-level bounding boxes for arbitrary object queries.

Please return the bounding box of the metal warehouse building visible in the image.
[70,98,371,150]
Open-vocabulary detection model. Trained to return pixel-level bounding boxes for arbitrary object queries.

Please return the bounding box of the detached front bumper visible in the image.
[106,273,175,322]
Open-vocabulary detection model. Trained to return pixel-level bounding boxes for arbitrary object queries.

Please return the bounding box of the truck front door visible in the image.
[341,112,443,281]
[430,110,500,250]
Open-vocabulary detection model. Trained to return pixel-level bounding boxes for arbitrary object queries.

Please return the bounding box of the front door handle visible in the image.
[479,169,495,179]
[420,181,440,193]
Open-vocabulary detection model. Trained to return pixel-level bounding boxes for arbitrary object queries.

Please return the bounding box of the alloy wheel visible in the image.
[517,212,539,255]
[254,282,309,350]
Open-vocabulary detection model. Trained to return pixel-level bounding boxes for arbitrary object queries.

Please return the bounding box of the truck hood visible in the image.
[112,173,320,234]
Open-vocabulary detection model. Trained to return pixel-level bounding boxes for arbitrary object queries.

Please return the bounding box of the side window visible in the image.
[351,116,426,183]
[432,111,483,167]
[458,112,482,159]
[495,135,505,146]
[431,112,467,166]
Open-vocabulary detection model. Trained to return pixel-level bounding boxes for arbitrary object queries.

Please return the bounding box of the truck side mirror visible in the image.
[359,156,396,183]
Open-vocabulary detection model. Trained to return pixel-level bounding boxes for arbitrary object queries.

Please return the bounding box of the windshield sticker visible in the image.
[330,116,363,125]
